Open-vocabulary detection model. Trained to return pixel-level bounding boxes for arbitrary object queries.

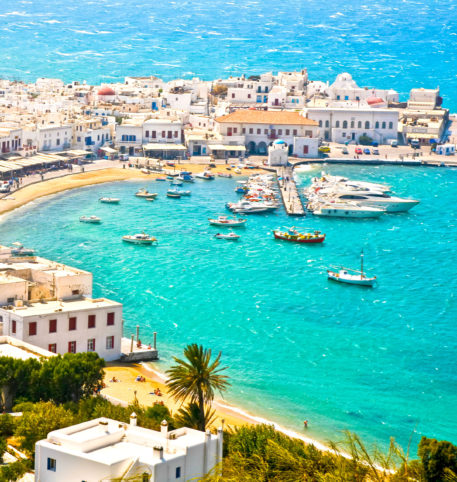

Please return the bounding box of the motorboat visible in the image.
[168,188,191,196]
[217,172,233,178]
[323,191,419,213]
[235,186,248,194]
[195,171,215,180]
[214,232,240,240]
[122,233,157,245]
[178,173,195,182]
[99,197,120,204]
[227,200,277,214]
[273,228,325,244]
[312,172,391,193]
[327,251,376,287]
[135,188,157,199]
[156,177,167,181]
[208,215,247,227]
[167,191,181,198]
[170,179,183,186]
[79,215,102,224]
[10,242,35,256]
[309,201,385,218]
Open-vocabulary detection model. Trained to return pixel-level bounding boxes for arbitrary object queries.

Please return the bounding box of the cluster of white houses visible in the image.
[0,246,122,361]
[0,70,450,171]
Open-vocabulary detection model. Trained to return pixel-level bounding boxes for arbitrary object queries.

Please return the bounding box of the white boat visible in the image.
[310,202,385,218]
[195,171,215,180]
[327,251,376,287]
[122,233,157,245]
[167,188,191,196]
[11,243,35,256]
[79,215,102,224]
[324,191,419,213]
[99,197,120,204]
[313,172,391,193]
[135,188,157,199]
[227,200,277,214]
[214,232,240,240]
[171,179,183,186]
[209,215,247,227]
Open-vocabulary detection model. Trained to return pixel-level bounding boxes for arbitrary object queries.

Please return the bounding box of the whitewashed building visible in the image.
[35,417,223,482]
[303,107,399,144]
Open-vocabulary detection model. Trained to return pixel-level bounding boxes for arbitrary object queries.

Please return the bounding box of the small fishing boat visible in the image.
[209,215,247,227]
[214,232,240,240]
[273,227,325,244]
[99,197,120,204]
[171,179,183,186]
[135,188,157,199]
[166,176,174,181]
[195,171,215,180]
[79,215,102,224]
[327,251,376,287]
[178,173,195,182]
[122,233,157,245]
[167,191,181,198]
[217,172,233,178]
[11,242,35,256]
[156,177,167,181]
[235,186,248,194]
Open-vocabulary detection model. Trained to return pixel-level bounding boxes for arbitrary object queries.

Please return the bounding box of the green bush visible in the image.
[358,134,373,145]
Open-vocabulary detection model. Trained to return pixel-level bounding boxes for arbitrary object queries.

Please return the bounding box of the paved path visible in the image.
[276,165,305,216]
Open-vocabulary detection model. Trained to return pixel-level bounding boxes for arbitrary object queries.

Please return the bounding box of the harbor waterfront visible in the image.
[1,164,457,450]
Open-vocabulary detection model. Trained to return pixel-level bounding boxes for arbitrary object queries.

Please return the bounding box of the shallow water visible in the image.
[1,164,456,449]
[1,0,457,109]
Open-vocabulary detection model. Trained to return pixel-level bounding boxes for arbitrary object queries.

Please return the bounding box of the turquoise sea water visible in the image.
[2,0,457,110]
[1,165,456,449]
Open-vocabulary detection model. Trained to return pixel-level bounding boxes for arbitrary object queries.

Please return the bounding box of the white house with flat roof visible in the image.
[35,417,223,482]
[303,107,399,144]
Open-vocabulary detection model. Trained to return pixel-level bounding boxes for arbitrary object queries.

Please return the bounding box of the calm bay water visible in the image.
[2,0,457,110]
[1,164,456,449]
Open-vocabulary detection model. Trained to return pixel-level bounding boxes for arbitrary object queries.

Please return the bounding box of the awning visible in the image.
[405,133,437,140]
[143,143,187,151]
[208,144,246,151]
[100,147,117,154]
[61,149,92,157]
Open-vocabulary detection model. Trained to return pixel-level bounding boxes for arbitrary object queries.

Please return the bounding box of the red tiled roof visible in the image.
[215,110,318,126]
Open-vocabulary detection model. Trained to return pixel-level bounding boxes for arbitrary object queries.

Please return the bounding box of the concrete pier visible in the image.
[276,166,305,216]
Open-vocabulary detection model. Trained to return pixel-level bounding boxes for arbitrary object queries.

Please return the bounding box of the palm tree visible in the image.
[166,344,230,431]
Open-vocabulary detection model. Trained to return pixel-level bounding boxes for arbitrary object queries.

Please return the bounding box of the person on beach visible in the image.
[304,420,308,429]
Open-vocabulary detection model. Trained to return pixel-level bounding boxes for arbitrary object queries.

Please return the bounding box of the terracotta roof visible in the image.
[215,110,318,126]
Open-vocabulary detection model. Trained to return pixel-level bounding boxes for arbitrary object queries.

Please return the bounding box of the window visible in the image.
[247,94,251,99]
[344,95,349,100]
[318,120,322,127]
[107,312,115,326]
[249,128,253,134]
[365,121,370,129]
[358,121,362,128]
[303,145,309,154]
[145,130,149,137]
[342,121,348,129]
[167,131,172,139]
[231,93,235,98]
[176,467,181,479]
[257,129,261,134]
[242,128,246,134]
[233,128,237,134]
[48,343,57,353]
[12,320,16,334]
[293,129,297,136]
[351,121,354,128]
[106,336,114,350]
[151,131,156,138]
[264,129,268,135]
[389,122,393,129]
[29,322,37,336]
[88,315,96,329]
[286,129,290,135]
[47,458,56,472]
[87,338,96,352]
[375,121,379,129]
[356,96,360,101]
[382,122,386,129]
[174,131,178,137]
[256,95,261,102]
[72,289,79,296]
[325,121,329,128]
[49,319,57,333]
[68,341,76,353]
[56,139,60,146]
[278,129,282,135]
[336,95,340,100]
[162,131,165,137]
[335,121,340,128]
[69,317,77,331]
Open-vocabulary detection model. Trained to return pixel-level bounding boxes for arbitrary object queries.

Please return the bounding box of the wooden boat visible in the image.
[214,232,240,240]
[99,197,120,204]
[209,216,247,227]
[135,188,157,199]
[327,251,376,287]
[122,233,157,245]
[273,228,325,244]
[79,215,102,224]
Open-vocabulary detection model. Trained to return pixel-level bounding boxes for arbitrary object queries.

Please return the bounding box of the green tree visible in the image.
[174,402,216,431]
[0,459,31,482]
[358,134,373,146]
[418,436,457,481]
[166,344,230,431]
[36,353,105,403]
[15,401,75,454]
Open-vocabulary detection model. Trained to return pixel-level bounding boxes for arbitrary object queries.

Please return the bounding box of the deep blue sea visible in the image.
[1,165,456,451]
[1,0,457,110]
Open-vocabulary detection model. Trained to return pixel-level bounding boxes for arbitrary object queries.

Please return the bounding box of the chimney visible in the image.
[160,420,168,438]
[153,445,163,459]
[130,412,137,426]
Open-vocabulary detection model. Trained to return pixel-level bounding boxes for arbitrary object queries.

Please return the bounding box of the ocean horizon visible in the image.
[2,0,457,110]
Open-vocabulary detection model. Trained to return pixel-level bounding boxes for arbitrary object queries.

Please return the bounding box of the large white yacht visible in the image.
[309,201,385,218]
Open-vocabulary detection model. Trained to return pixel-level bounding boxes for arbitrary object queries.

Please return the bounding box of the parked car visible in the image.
[363,148,371,155]
[355,147,363,155]
[371,141,379,147]
[341,147,349,154]
[390,139,398,147]
[119,153,129,161]
[372,148,379,155]
[318,146,331,153]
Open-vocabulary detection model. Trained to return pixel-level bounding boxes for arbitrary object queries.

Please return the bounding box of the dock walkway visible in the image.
[276,165,305,216]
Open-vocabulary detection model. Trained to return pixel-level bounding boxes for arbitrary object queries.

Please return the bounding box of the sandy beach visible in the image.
[0,164,264,217]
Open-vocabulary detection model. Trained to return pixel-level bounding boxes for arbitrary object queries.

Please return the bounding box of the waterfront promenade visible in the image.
[276,166,305,216]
